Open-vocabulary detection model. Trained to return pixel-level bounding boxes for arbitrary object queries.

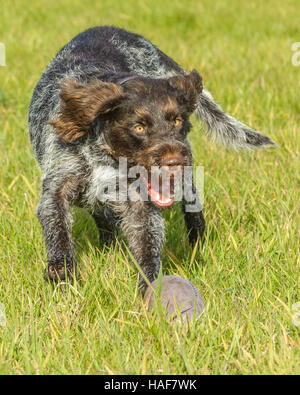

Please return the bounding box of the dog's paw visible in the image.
[188,229,205,246]
[44,262,76,283]
[99,231,115,247]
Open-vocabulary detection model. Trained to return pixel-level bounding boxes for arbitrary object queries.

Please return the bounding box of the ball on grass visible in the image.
[144,275,204,323]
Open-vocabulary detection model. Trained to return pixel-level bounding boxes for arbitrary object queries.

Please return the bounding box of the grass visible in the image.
[0,0,299,375]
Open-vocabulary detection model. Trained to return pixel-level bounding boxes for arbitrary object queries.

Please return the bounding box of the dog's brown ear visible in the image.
[168,70,203,112]
[50,79,124,142]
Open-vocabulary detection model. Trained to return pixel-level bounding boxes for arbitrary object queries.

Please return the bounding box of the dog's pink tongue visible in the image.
[147,177,174,207]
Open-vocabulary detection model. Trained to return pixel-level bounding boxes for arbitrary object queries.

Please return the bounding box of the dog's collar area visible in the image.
[117,75,138,85]
[104,71,138,86]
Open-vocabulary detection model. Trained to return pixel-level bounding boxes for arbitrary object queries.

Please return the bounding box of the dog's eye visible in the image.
[174,118,182,127]
[133,124,145,134]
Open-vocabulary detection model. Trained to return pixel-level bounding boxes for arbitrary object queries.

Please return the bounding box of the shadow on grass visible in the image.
[71,205,213,276]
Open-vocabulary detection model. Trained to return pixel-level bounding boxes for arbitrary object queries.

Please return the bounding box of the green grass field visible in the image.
[0,0,299,375]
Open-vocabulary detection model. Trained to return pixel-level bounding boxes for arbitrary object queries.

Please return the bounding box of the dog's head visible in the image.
[51,71,202,206]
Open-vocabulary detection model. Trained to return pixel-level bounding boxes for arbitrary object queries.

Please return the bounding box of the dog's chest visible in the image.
[84,164,118,208]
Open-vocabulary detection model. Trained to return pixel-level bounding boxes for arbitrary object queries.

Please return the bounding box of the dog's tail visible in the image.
[195,89,276,149]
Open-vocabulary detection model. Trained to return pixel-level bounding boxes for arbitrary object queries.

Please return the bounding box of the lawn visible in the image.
[0,0,299,374]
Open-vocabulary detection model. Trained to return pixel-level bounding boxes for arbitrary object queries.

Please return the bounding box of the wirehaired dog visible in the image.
[28,26,275,290]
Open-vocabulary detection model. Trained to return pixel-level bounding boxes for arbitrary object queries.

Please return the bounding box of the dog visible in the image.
[28,26,275,291]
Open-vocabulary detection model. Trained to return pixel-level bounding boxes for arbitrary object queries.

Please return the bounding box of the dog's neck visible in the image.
[104,71,138,86]
[116,75,137,85]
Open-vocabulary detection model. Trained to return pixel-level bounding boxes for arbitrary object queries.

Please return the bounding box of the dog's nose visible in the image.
[161,155,184,168]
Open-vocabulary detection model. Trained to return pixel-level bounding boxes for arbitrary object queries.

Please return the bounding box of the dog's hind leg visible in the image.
[183,206,205,246]
[37,176,79,282]
[181,180,205,245]
[91,208,119,246]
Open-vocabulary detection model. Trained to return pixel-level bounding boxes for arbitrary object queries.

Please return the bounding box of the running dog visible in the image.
[28,26,275,290]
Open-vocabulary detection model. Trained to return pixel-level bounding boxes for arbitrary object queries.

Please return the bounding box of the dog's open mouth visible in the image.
[142,173,175,207]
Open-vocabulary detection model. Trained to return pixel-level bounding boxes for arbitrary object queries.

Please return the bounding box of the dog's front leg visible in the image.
[119,202,164,294]
[37,176,78,282]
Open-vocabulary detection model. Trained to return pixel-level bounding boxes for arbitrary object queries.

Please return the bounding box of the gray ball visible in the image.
[144,275,205,323]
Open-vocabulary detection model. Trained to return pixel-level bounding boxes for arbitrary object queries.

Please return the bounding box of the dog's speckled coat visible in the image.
[28,26,275,289]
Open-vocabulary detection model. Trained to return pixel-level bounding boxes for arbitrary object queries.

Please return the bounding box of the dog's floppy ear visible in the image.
[50,79,124,142]
[168,70,203,112]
